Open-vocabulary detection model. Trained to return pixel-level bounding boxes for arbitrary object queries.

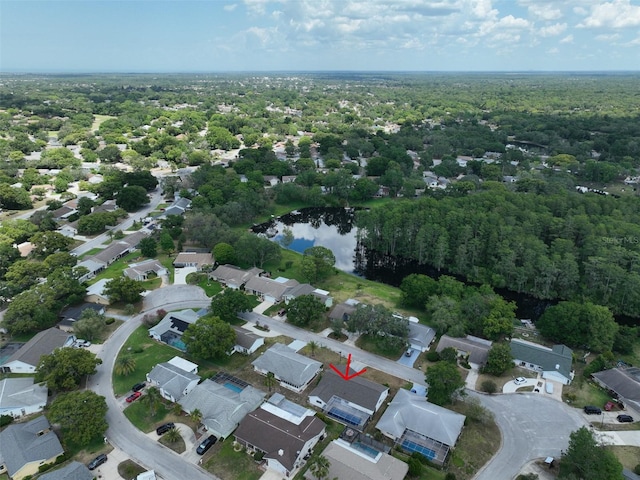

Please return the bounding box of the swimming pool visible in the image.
[224,382,243,393]
[351,442,379,459]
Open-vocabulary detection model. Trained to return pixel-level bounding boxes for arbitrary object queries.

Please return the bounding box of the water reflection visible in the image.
[253,207,359,273]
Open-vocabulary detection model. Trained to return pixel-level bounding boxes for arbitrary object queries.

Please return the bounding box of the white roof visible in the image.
[0,378,48,411]
[86,278,110,297]
[168,356,198,373]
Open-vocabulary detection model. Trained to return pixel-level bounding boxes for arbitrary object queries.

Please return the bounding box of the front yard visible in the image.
[205,438,263,480]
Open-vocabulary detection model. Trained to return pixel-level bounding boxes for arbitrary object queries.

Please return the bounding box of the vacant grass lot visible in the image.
[205,438,262,480]
[606,445,640,470]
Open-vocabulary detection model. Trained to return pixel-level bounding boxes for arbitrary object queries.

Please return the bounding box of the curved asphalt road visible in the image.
[88,287,215,480]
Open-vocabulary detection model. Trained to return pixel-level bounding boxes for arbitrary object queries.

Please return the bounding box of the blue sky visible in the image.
[1,0,640,72]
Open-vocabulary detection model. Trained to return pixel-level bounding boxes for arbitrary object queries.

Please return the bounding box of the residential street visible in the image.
[71,187,164,257]
[88,294,215,480]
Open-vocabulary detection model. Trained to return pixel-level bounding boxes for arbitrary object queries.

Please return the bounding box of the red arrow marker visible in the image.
[329,353,366,381]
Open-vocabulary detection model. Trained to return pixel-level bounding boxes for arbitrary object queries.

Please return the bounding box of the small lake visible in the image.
[252,207,360,273]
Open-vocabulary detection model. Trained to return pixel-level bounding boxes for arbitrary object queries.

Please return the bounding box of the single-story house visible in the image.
[436,335,493,367]
[234,399,326,477]
[592,367,640,412]
[510,339,574,385]
[146,357,201,403]
[283,284,333,308]
[173,252,213,270]
[329,299,360,322]
[230,326,264,355]
[57,224,77,238]
[376,389,465,466]
[51,205,76,220]
[244,276,300,304]
[58,302,105,332]
[123,259,167,281]
[407,321,436,353]
[37,461,94,480]
[209,265,263,290]
[88,232,148,267]
[309,369,388,430]
[148,309,203,351]
[315,439,409,480]
[91,199,117,213]
[74,258,106,283]
[252,343,322,393]
[1,328,75,374]
[0,378,48,418]
[179,378,266,439]
[162,197,192,217]
[0,416,64,480]
[84,278,111,305]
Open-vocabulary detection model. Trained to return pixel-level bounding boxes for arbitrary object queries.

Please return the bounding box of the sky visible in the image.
[1,0,640,72]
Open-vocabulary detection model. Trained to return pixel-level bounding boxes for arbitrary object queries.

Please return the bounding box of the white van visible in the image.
[545,382,554,394]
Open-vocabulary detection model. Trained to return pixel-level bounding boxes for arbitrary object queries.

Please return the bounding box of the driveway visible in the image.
[397,348,419,367]
[174,267,197,285]
[503,377,538,393]
[142,285,209,311]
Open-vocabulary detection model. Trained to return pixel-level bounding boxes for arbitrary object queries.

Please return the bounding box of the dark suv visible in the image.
[156,422,175,435]
[87,453,108,470]
[584,405,602,415]
[196,435,217,455]
[132,382,146,392]
[617,414,634,423]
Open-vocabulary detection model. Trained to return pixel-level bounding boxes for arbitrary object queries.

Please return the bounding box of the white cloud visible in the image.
[579,0,640,28]
[539,22,567,37]
[595,33,621,41]
[560,34,574,43]
[548,47,560,54]
[528,4,562,20]
[223,3,238,11]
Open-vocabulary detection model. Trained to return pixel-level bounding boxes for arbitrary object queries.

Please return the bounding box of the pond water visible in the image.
[253,207,360,273]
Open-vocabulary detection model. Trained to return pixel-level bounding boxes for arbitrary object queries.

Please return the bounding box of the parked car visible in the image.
[584,405,602,415]
[196,435,217,455]
[74,339,91,348]
[87,454,107,470]
[156,422,175,435]
[405,348,413,357]
[617,414,634,423]
[132,382,146,392]
[126,391,142,403]
[514,377,527,385]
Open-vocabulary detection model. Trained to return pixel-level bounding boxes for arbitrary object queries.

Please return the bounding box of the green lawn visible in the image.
[118,460,147,479]
[140,277,162,290]
[198,277,223,297]
[87,251,143,285]
[205,438,262,480]
[158,254,175,283]
[79,247,104,259]
[123,400,170,433]
[112,326,181,395]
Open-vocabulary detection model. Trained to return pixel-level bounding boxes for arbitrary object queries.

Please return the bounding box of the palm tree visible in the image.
[114,356,136,376]
[309,455,330,480]
[265,372,276,392]
[308,341,319,357]
[190,408,202,425]
[142,387,162,416]
[164,427,182,444]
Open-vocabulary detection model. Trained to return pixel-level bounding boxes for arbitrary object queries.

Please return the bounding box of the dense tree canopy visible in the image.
[210,288,252,323]
[104,276,145,304]
[558,427,623,480]
[286,294,325,328]
[36,347,102,391]
[425,361,466,406]
[49,390,108,445]
[183,315,236,359]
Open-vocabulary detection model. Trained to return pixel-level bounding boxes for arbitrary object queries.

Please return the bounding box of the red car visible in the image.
[126,391,142,403]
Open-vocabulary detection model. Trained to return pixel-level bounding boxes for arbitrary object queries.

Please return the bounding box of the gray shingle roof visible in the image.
[375,389,465,447]
[235,408,325,473]
[309,369,388,413]
[38,461,94,480]
[0,416,64,477]
[245,276,299,301]
[210,265,262,287]
[4,328,74,368]
[510,339,573,381]
[320,440,409,480]
[147,362,200,401]
[232,326,262,351]
[252,343,322,389]
[59,303,104,321]
[408,323,436,350]
[0,377,48,412]
[592,367,640,409]
[436,335,492,365]
[179,379,265,439]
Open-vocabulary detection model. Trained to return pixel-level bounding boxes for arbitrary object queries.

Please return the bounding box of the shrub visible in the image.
[445,473,458,480]
[634,464,640,475]
[481,380,498,394]
[253,451,265,461]
[426,350,440,362]
[408,456,423,476]
[0,414,13,427]
[105,317,115,325]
